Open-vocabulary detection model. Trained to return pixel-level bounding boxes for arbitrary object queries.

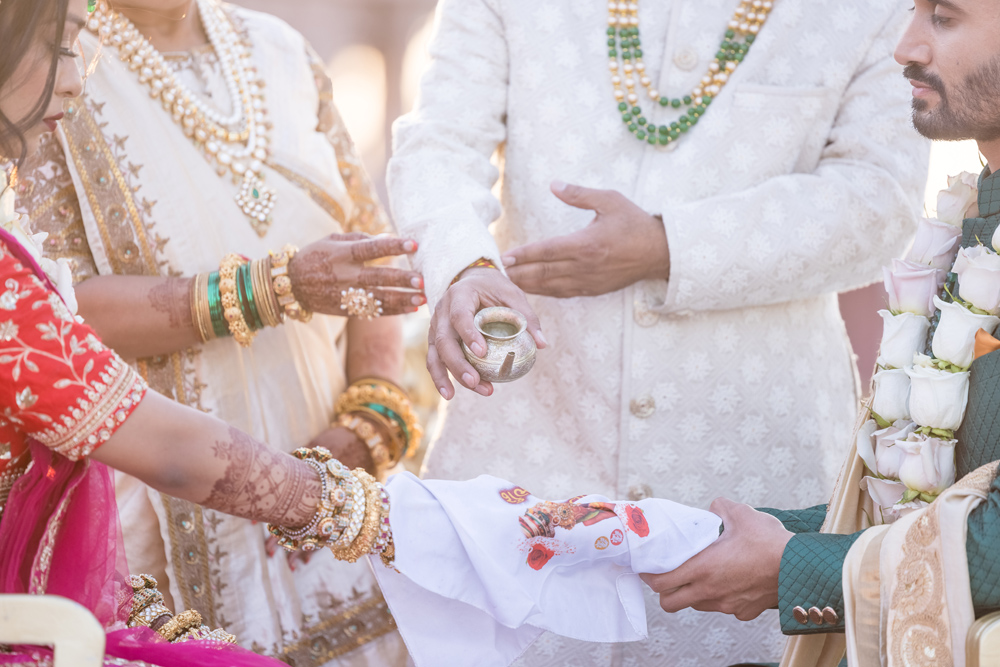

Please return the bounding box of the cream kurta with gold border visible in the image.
[19,5,403,666]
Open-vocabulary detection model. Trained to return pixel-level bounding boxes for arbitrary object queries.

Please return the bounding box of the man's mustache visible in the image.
[903,64,946,96]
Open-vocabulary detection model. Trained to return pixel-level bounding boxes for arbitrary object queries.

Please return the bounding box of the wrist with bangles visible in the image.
[334,378,423,472]
[126,574,236,644]
[189,244,311,348]
[266,446,395,567]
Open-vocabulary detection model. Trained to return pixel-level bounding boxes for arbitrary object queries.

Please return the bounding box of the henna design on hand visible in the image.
[288,252,340,313]
[201,426,321,527]
[147,277,194,330]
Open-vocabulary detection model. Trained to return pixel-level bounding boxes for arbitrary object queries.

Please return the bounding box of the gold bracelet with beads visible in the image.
[334,378,423,458]
[219,253,255,347]
[270,244,312,323]
[336,412,398,471]
[330,469,386,564]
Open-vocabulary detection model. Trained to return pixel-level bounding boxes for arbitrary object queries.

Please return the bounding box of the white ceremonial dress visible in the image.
[388,0,929,664]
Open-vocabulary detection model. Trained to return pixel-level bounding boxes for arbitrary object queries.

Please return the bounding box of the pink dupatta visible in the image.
[0,227,282,666]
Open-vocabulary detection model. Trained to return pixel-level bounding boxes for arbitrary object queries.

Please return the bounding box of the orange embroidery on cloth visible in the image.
[500,486,531,504]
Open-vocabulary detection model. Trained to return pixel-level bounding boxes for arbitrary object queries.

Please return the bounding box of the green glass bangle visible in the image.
[206,271,229,339]
[237,263,263,331]
[365,402,411,455]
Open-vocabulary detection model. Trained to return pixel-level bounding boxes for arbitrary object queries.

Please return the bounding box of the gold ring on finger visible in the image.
[340,287,384,319]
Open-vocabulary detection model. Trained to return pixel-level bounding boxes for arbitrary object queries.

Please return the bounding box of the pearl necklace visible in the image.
[88,0,277,236]
[607,0,774,147]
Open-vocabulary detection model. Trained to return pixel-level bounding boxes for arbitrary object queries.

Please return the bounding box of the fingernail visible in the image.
[461,372,475,387]
[411,276,423,289]
[290,563,296,572]
[474,384,492,397]
[411,307,420,313]
[438,386,452,399]
[404,240,417,252]
[471,342,485,357]
[551,180,567,192]
[537,330,549,347]
[502,255,515,266]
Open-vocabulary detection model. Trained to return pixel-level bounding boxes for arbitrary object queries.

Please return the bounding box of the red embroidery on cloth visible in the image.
[610,529,624,545]
[0,241,146,463]
[625,506,650,537]
[526,543,555,570]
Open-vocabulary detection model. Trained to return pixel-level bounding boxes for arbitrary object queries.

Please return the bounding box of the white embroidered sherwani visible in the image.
[388,0,929,663]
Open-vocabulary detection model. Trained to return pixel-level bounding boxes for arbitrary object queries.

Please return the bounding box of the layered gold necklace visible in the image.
[607,0,774,147]
[88,0,277,236]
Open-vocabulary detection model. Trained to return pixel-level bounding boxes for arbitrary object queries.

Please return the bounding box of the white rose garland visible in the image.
[863,171,993,524]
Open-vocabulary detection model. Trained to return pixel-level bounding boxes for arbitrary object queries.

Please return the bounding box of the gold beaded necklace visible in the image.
[88,0,277,236]
[607,0,774,147]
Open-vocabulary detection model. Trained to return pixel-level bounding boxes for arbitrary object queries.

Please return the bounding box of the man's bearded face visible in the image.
[907,57,1000,142]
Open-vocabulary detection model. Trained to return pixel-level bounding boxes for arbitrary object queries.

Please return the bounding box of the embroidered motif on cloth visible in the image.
[0,241,147,461]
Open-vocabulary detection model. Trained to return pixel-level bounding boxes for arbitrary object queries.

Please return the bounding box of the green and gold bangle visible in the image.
[365,403,411,456]
[237,263,264,331]
[206,271,229,339]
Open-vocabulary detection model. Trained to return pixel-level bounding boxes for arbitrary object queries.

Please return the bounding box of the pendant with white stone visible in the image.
[235,172,277,237]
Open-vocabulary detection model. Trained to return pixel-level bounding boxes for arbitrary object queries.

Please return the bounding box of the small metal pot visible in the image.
[461,307,537,383]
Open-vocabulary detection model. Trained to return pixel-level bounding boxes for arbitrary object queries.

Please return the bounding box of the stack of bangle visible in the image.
[127,574,236,644]
[334,378,423,469]
[266,447,394,567]
[189,250,306,347]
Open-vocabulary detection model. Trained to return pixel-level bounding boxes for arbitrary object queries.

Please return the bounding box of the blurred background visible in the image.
[233,0,985,453]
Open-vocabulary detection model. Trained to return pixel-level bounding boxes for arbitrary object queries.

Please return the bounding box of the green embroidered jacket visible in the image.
[765,168,1000,636]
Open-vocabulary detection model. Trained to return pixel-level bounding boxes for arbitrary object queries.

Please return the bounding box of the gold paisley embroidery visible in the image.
[889,462,999,666]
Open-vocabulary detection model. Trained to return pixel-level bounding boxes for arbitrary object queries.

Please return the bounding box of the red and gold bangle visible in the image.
[450,257,499,286]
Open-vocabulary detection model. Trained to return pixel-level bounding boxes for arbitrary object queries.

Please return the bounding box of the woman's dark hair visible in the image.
[0,0,71,165]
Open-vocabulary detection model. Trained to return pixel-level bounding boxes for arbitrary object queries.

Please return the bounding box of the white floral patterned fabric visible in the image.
[388,0,929,664]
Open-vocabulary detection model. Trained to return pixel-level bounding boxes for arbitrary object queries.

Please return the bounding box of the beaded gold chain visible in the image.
[608,0,774,146]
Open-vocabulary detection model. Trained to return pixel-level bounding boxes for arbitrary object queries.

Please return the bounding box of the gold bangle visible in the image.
[270,244,312,323]
[252,257,282,328]
[157,609,203,642]
[190,273,214,343]
[219,253,255,347]
[347,407,405,465]
[334,378,423,458]
[189,274,205,343]
[337,412,395,469]
[330,469,383,564]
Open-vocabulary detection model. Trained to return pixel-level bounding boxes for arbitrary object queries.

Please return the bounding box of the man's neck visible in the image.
[978,139,1000,174]
[118,1,207,53]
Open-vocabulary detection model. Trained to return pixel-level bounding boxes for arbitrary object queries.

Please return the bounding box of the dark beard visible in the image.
[906,58,1000,142]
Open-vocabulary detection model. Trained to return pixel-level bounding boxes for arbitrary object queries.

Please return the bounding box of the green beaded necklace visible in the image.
[607,0,774,147]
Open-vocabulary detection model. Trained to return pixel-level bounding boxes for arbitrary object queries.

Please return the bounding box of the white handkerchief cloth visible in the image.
[370,474,721,667]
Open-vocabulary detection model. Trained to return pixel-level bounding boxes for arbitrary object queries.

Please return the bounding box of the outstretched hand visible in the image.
[503,181,670,298]
[289,233,426,317]
[427,267,546,400]
[640,498,794,621]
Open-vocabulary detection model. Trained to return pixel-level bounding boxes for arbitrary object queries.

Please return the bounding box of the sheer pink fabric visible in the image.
[0,228,282,666]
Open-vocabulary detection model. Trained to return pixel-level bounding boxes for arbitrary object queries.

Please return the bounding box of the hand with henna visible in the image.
[289,233,426,317]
